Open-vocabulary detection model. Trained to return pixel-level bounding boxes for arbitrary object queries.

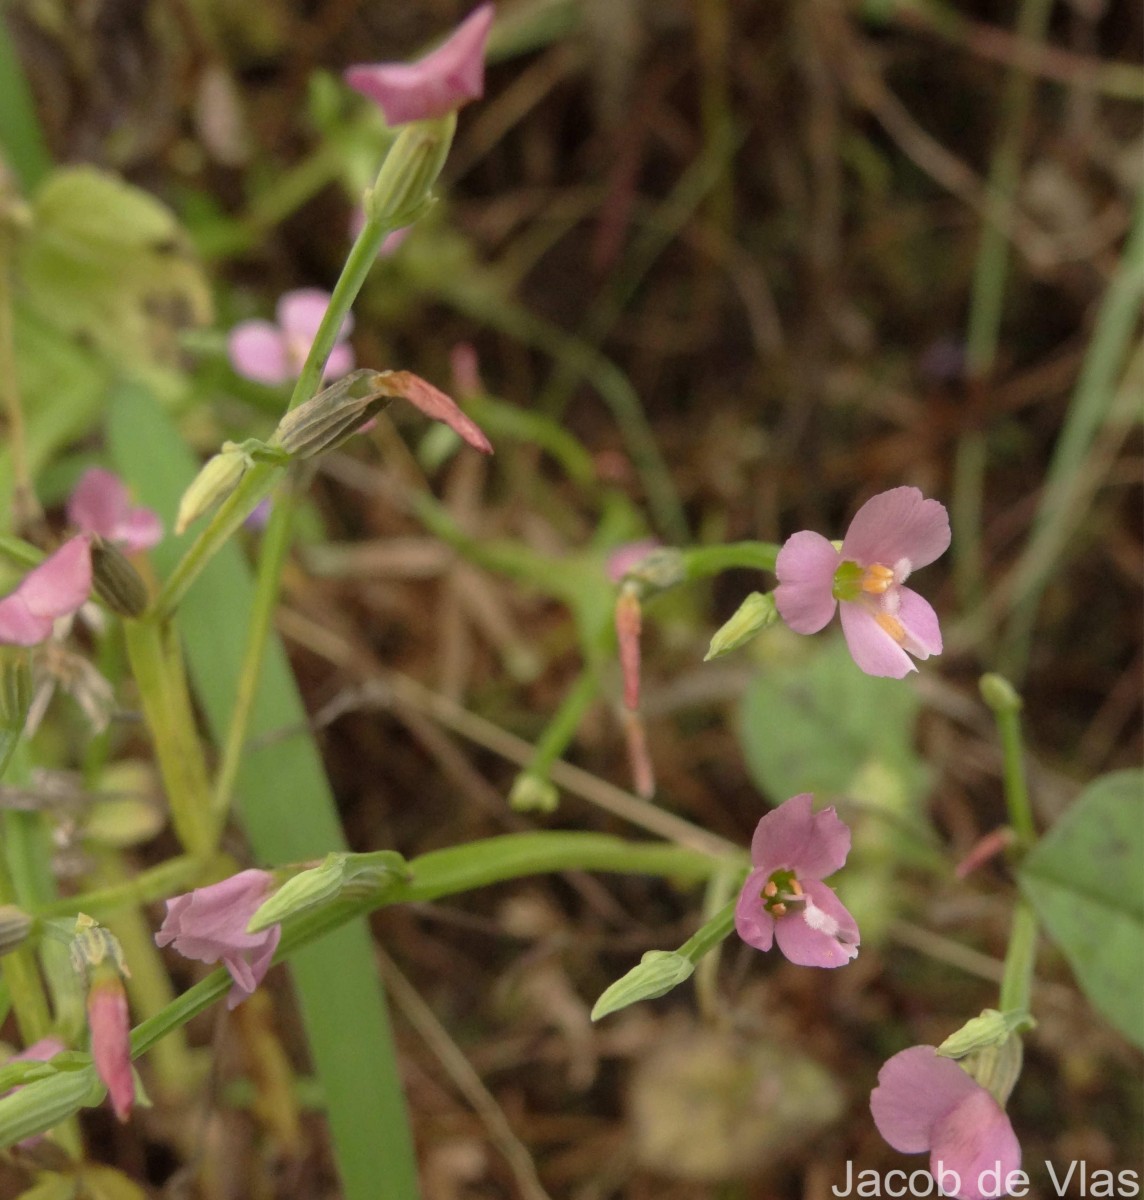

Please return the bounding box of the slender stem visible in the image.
[520,664,602,786]
[0,832,51,1042]
[981,673,1034,843]
[123,621,215,856]
[679,896,737,963]
[211,484,300,827]
[38,855,216,919]
[681,541,779,579]
[998,898,1038,1013]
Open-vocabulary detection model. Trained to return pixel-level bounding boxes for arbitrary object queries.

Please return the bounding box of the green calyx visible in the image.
[831,559,864,602]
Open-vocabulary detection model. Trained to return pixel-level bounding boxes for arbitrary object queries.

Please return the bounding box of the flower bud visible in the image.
[591,950,695,1021]
[247,850,408,932]
[90,538,148,618]
[272,370,392,458]
[980,672,1023,713]
[0,905,34,955]
[364,113,456,229]
[509,772,559,814]
[620,548,686,597]
[704,592,778,661]
[175,444,251,535]
[960,1033,1024,1109]
[938,1008,1034,1059]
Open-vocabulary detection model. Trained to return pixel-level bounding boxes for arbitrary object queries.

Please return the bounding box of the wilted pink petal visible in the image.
[735,793,859,968]
[88,981,134,1121]
[68,468,163,552]
[615,588,642,711]
[0,537,93,646]
[344,4,494,126]
[871,1046,1021,1200]
[379,371,492,453]
[774,488,950,678]
[228,321,290,384]
[156,869,281,1009]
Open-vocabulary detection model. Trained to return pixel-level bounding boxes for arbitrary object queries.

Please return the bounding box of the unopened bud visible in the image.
[960,1032,1024,1109]
[247,850,408,932]
[591,950,695,1021]
[0,905,34,955]
[980,673,1023,714]
[509,772,559,814]
[938,1008,1034,1060]
[90,538,148,618]
[365,113,456,228]
[175,444,251,535]
[70,913,129,979]
[272,370,393,458]
[705,592,778,661]
[620,548,686,597]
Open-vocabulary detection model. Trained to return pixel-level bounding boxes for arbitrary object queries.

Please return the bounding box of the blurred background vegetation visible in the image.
[1,0,1141,1195]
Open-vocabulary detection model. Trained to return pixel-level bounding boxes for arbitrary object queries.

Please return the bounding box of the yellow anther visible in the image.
[875,611,906,644]
[862,563,896,595]
[763,880,778,898]
[771,903,787,917]
[789,878,804,898]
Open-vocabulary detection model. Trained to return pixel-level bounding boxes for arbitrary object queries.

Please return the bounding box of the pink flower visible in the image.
[87,980,134,1121]
[228,289,354,386]
[378,370,493,454]
[0,537,93,646]
[67,468,163,552]
[605,539,662,584]
[871,1046,1022,1200]
[774,487,950,678]
[734,793,859,968]
[155,870,281,1009]
[344,3,494,125]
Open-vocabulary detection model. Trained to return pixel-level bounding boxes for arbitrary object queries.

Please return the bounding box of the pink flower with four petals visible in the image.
[228,289,354,386]
[774,486,950,678]
[155,870,281,1009]
[871,1045,1021,1200]
[344,4,494,126]
[735,793,860,968]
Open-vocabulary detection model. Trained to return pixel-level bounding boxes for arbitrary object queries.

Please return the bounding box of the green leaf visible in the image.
[1019,770,1144,1048]
[738,636,928,804]
[108,387,420,1200]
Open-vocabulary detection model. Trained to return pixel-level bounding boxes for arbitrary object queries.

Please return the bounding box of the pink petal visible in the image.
[606,539,662,583]
[156,870,274,956]
[897,587,943,659]
[734,866,777,951]
[344,3,494,125]
[773,879,859,967]
[841,487,951,572]
[15,537,93,621]
[380,371,493,453]
[225,925,281,1009]
[0,596,54,645]
[229,321,291,384]
[839,602,916,678]
[11,1037,67,1064]
[749,793,852,879]
[277,288,353,343]
[115,508,164,553]
[774,531,840,634]
[88,984,134,1122]
[323,340,357,380]
[871,1046,980,1154]
[67,468,129,537]
[931,1088,1021,1200]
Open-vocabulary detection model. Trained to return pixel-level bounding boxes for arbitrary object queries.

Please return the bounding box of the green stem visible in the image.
[519,665,602,788]
[679,897,737,963]
[122,621,215,857]
[211,484,300,828]
[37,856,217,920]
[998,898,1037,1012]
[981,673,1034,843]
[681,541,778,579]
[0,824,51,1043]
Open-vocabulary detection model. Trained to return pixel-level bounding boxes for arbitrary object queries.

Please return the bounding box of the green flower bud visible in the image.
[959,1032,1024,1109]
[90,538,148,618]
[509,772,559,814]
[704,592,778,661]
[980,673,1023,713]
[247,850,408,932]
[0,905,34,956]
[175,444,251,535]
[591,951,695,1021]
[937,1008,1035,1059]
[365,113,456,229]
[272,370,393,459]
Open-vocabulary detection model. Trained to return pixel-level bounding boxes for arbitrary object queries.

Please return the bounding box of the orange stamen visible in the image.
[862,563,895,595]
[875,611,906,644]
